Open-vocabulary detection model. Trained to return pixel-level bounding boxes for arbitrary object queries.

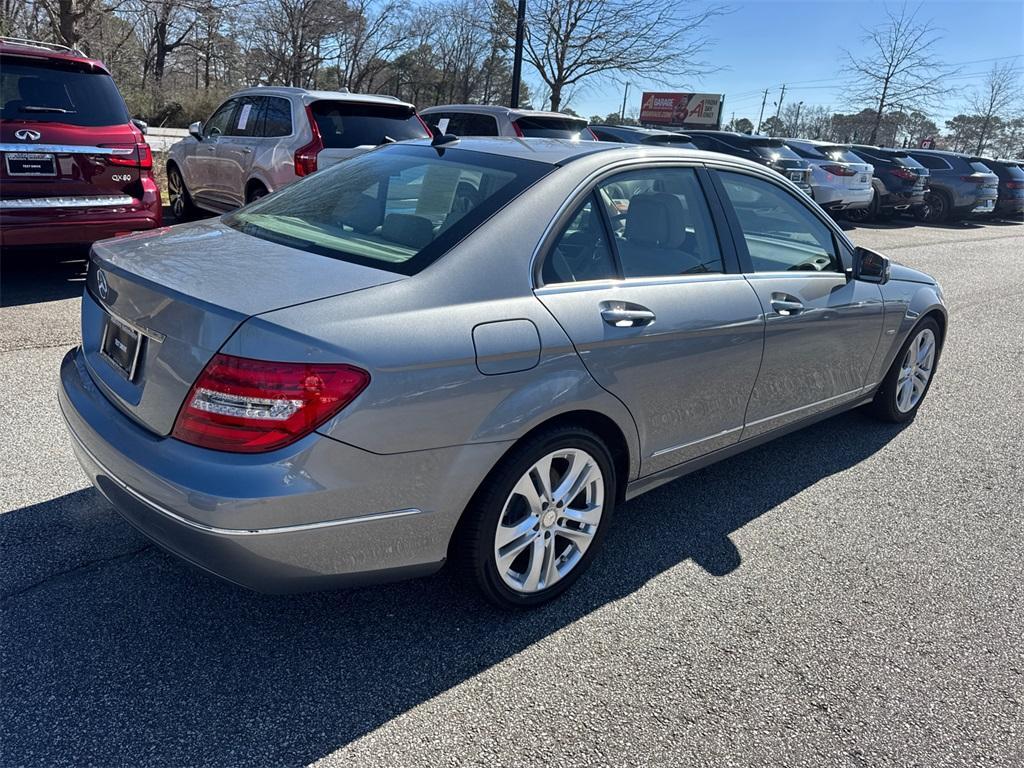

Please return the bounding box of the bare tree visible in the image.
[968,61,1024,155]
[522,0,725,112]
[842,3,953,144]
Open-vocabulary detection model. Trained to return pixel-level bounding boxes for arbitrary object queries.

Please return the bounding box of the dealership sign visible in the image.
[639,92,723,128]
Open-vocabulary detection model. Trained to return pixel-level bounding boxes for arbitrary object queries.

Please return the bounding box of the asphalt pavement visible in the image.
[1,217,1022,767]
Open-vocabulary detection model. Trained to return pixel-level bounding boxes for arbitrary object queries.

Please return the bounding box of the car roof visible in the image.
[600,125,687,136]
[0,38,109,73]
[398,136,764,169]
[229,86,414,109]
[782,137,849,147]
[419,104,587,121]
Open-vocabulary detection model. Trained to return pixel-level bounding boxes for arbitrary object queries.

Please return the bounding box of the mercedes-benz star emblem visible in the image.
[96,270,109,301]
[14,129,41,141]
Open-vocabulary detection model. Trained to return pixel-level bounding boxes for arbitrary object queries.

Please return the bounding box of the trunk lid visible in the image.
[82,218,404,435]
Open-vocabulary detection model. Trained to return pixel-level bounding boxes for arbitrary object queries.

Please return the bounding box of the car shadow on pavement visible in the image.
[0,410,907,767]
[1,247,90,307]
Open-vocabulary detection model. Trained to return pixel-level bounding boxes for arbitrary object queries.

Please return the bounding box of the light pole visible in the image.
[510,0,527,108]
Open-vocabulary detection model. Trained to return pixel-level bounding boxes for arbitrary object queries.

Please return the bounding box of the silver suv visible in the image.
[166,87,428,217]
[419,104,597,140]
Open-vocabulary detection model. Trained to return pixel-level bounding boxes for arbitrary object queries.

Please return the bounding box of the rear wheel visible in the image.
[870,318,942,423]
[845,191,879,224]
[246,183,268,204]
[456,427,616,609]
[167,164,196,221]
[915,190,950,223]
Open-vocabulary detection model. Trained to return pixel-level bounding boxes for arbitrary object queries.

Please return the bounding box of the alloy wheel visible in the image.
[493,448,604,593]
[895,328,936,413]
[168,169,186,218]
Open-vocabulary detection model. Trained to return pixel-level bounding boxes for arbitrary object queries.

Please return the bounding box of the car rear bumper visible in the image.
[994,196,1024,216]
[0,194,162,247]
[58,346,506,593]
[812,184,874,211]
[879,188,926,210]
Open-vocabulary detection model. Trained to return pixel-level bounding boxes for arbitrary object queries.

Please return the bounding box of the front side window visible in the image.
[598,167,723,277]
[0,58,130,126]
[542,195,617,284]
[718,171,840,273]
[204,100,236,138]
[914,153,950,171]
[225,144,551,275]
[228,97,261,137]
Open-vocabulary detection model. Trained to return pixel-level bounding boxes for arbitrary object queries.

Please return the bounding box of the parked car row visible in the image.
[2,36,1020,250]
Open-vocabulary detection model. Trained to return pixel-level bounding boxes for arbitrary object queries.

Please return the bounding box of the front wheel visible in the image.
[916,190,949,223]
[167,165,196,221]
[870,318,942,423]
[456,427,616,609]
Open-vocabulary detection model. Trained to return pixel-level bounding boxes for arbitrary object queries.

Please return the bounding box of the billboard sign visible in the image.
[639,92,722,128]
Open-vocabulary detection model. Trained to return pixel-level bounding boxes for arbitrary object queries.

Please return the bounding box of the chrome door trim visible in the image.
[0,195,135,209]
[743,386,867,430]
[65,422,425,537]
[650,425,744,458]
[535,272,749,296]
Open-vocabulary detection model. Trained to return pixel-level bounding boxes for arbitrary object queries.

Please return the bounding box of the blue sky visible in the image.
[567,0,1024,124]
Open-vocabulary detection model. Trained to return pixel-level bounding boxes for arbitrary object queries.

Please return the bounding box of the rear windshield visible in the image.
[894,154,925,170]
[969,161,994,174]
[642,134,696,147]
[310,101,430,149]
[225,144,552,275]
[819,147,864,164]
[1003,164,1024,180]
[752,143,801,161]
[0,58,129,126]
[514,116,594,140]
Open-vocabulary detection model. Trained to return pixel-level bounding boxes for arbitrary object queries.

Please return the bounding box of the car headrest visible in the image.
[339,193,382,234]
[382,213,434,250]
[625,193,687,248]
[19,77,70,109]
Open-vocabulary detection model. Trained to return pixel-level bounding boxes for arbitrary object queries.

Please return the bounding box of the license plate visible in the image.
[788,172,803,181]
[4,153,57,176]
[100,315,142,380]
[860,174,868,182]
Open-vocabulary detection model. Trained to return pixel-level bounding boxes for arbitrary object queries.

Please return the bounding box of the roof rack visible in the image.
[0,36,86,55]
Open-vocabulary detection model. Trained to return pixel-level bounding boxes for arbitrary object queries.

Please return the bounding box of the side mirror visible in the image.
[131,118,148,135]
[852,246,890,284]
[189,121,203,141]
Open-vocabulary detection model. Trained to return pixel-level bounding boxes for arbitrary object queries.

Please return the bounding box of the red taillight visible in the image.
[960,175,985,183]
[294,105,324,177]
[1006,181,1024,190]
[101,143,153,169]
[416,113,432,137]
[172,354,370,453]
[585,127,598,141]
[892,167,919,181]
[820,163,857,177]
[512,121,525,138]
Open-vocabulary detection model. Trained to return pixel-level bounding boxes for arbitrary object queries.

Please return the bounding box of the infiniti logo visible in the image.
[14,129,41,141]
[96,270,109,301]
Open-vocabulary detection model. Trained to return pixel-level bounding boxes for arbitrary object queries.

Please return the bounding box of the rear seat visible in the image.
[619,193,702,276]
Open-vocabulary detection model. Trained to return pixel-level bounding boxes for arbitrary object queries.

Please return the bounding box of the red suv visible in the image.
[0,38,161,247]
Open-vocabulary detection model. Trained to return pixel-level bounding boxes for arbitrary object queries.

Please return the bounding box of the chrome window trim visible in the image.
[0,195,135,209]
[535,271,747,296]
[65,421,426,537]
[0,143,134,155]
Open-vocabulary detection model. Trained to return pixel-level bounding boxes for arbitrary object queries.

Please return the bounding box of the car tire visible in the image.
[870,317,942,423]
[846,192,879,224]
[454,426,617,609]
[917,190,950,223]
[246,183,268,204]
[167,164,196,222]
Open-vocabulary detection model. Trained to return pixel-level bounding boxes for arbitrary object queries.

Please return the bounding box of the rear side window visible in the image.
[0,58,129,126]
[260,97,293,137]
[515,116,593,140]
[969,161,993,174]
[225,144,551,275]
[718,171,839,273]
[542,195,618,284]
[598,167,723,277]
[310,101,429,148]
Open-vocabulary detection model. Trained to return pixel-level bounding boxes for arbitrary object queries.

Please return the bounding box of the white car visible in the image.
[166,87,429,218]
[783,139,875,213]
[419,104,597,140]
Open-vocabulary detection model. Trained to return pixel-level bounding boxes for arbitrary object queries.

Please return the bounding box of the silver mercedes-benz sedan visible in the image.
[59,137,947,608]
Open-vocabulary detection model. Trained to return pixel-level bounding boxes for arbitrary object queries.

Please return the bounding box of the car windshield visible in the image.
[225,144,552,275]
[514,116,594,140]
[310,101,430,148]
[0,58,130,126]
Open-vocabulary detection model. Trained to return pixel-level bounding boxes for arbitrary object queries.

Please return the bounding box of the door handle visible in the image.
[600,304,656,327]
[770,294,804,316]
[239,147,252,154]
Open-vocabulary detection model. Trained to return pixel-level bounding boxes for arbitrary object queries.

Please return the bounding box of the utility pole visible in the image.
[510,0,527,108]
[755,89,769,133]
[793,100,803,136]
[773,83,787,124]
[620,83,630,122]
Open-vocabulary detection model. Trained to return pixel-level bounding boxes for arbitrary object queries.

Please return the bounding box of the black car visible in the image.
[904,149,999,223]
[591,124,697,148]
[848,145,930,222]
[975,158,1024,219]
[686,131,813,195]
